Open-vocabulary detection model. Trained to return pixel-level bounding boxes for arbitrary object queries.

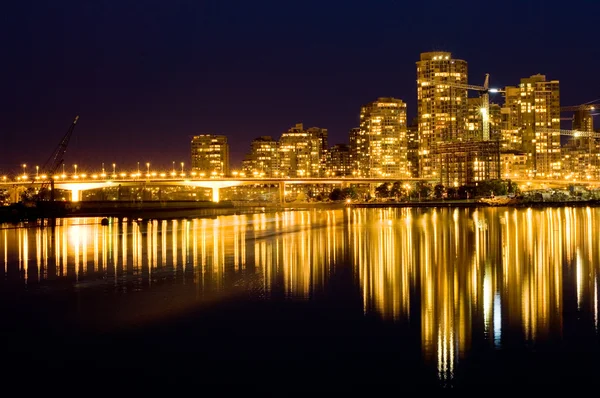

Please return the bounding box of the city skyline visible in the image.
[2,1,600,172]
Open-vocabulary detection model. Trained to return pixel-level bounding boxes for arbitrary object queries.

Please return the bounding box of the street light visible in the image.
[73,164,78,178]
[181,162,184,173]
[22,163,27,178]
[146,162,150,176]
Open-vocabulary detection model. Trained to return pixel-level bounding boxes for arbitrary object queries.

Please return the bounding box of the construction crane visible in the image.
[36,116,79,201]
[428,73,503,140]
[536,127,600,139]
[560,101,600,132]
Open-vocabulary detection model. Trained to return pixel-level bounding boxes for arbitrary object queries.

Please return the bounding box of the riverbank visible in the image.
[349,198,600,208]
[4,198,600,223]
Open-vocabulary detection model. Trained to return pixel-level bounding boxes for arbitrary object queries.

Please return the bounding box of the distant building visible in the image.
[328,144,352,177]
[407,121,419,177]
[306,127,328,176]
[417,51,469,179]
[500,86,523,152]
[242,136,278,177]
[467,98,502,141]
[500,152,528,179]
[437,140,500,186]
[191,134,229,176]
[502,74,561,178]
[358,97,408,178]
[348,127,364,177]
[278,123,326,178]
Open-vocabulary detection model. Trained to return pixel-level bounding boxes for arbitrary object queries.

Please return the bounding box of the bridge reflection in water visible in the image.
[1,207,599,381]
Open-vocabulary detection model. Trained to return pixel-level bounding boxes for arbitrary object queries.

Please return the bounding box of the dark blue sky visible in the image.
[2,0,599,174]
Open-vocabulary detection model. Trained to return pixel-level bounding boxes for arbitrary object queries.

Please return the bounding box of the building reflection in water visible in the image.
[1,207,600,381]
[347,206,600,382]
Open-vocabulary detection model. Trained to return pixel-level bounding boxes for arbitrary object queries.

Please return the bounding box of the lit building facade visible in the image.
[191,134,230,177]
[306,127,328,176]
[242,136,279,177]
[417,51,468,179]
[348,127,365,177]
[500,152,528,179]
[358,97,408,178]
[503,74,561,178]
[500,86,523,152]
[467,99,502,141]
[278,123,325,178]
[407,121,419,177]
[328,144,352,177]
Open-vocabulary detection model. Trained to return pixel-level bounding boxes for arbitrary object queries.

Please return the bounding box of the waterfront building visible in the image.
[242,136,279,177]
[358,97,408,178]
[278,123,326,178]
[407,121,419,177]
[502,74,561,178]
[191,134,230,177]
[328,144,352,177]
[417,51,469,179]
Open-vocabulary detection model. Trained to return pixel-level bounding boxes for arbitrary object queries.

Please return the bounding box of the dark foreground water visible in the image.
[1,207,599,390]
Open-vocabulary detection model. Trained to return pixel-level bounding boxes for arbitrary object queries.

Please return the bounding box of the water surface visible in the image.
[1,207,599,388]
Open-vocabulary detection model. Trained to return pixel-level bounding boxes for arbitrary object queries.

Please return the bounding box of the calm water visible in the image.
[1,207,599,389]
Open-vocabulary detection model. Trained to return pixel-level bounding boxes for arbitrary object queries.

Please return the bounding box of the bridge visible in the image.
[1,176,598,204]
[1,177,434,204]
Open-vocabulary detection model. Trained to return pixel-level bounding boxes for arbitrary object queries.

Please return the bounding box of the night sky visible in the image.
[2,0,599,174]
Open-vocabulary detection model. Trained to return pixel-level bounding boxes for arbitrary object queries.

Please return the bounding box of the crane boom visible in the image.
[561,104,600,112]
[41,116,79,178]
[536,127,600,138]
[425,73,502,140]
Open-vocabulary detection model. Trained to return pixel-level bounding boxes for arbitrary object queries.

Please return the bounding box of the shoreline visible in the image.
[2,199,600,223]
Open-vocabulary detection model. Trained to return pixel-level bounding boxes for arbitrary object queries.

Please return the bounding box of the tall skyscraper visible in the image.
[503,74,560,177]
[417,51,468,178]
[359,97,408,178]
[191,134,230,176]
[242,136,279,177]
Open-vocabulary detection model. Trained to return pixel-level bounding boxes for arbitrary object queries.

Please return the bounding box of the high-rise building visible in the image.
[417,51,468,178]
[467,99,502,141]
[191,134,229,176]
[359,97,408,178]
[306,127,328,176]
[328,144,352,177]
[500,86,523,152]
[503,74,561,177]
[348,127,364,177]
[278,123,325,178]
[407,120,419,177]
[242,136,279,177]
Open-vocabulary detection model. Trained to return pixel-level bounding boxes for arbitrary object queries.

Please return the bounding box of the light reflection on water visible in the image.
[1,207,599,382]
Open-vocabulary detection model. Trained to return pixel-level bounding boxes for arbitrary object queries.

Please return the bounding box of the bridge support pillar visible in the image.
[70,188,82,202]
[212,187,220,203]
[279,182,285,205]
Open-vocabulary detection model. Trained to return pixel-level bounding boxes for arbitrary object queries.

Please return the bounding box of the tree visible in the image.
[329,188,343,201]
[433,184,445,200]
[412,182,432,200]
[375,183,391,198]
